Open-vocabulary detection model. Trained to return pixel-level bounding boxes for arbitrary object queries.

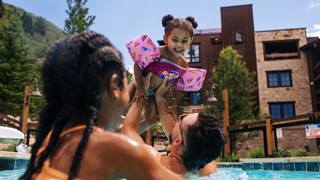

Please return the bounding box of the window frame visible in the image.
[266,70,293,88]
[234,32,243,44]
[185,43,200,63]
[263,39,300,61]
[268,102,296,119]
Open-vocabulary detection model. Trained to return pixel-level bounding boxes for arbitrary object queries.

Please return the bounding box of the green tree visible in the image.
[64,0,95,33]
[34,17,46,36]
[21,12,34,35]
[0,0,4,18]
[211,46,257,124]
[0,7,40,116]
[210,46,257,153]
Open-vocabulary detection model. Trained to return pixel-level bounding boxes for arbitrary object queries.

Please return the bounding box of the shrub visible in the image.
[0,144,16,152]
[248,148,265,158]
[291,150,307,157]
[220,153,240,162]
[272,149,291,157]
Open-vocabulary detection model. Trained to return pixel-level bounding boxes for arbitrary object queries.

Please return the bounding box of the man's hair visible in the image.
[181,112,226,171]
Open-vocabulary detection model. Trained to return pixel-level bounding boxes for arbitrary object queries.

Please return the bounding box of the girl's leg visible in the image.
[138,96,158,134]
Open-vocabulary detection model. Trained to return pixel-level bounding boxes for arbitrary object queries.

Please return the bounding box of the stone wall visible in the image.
[255,28,312,115]
[236,125,318,158]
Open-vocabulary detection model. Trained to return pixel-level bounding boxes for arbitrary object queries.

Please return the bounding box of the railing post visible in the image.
[265,116,274,157]
[222,89,231,155]
[21,85,31,137]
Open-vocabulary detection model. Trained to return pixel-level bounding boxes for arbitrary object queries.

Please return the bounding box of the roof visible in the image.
[194,28,221,35]
[300,37,320,50]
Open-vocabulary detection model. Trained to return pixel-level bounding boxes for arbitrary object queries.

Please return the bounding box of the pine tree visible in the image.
[211,46,257,125]
[210,46,257,152]
[0,7,39,116]
[64,0,95,33]
[34,17,46,36]
[0,0,4,18]
[21,12,34,35]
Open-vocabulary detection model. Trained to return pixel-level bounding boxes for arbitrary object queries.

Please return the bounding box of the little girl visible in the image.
[128,14,198,136]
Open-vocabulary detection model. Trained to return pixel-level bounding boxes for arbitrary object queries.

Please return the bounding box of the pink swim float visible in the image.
[126,34,207,92]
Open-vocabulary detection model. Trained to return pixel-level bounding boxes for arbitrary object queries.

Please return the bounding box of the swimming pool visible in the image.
[190,168,320,180]
[1,168,320,180]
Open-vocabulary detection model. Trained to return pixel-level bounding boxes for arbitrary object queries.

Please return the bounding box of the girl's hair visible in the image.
[162,14,198,37]
[20,32,125,180]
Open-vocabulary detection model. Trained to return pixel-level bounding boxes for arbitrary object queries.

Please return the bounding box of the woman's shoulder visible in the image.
[90,130,145,155]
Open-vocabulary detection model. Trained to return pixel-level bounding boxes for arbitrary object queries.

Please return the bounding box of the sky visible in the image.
[4,0,320,72]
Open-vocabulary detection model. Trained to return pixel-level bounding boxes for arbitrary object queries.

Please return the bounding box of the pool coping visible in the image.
[218,157,320,172]
[0,151,30,160]
[241,156,320,163]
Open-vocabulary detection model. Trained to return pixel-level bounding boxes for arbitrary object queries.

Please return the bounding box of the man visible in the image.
[122,80,225,176]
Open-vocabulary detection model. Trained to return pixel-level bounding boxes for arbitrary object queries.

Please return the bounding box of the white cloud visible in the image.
[310,31,320,37]
[314,24,320,30]
[309,1,320,8]
[308,24,320,37]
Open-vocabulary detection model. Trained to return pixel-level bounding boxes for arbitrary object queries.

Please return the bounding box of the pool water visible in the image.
[189,168,320,180]
[0,169,24,180]
[1,168,320,179]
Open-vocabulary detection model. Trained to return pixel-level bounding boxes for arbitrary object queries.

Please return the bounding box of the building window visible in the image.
[234,32,243,43]
[210,36,221,45]
[184,44,200,63]
[269,102,295,119]
[266,70,292,87]
[264,40,300,60]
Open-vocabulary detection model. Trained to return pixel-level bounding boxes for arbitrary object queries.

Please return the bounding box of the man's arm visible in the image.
[121,96,146,143]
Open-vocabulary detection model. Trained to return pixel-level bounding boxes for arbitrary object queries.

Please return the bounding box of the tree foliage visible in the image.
[0,7,42,116]
[0,0,4,18]
[34,17,46,36]
[64,0,95,33]
[210,46,257,125]
[21,12,34,35]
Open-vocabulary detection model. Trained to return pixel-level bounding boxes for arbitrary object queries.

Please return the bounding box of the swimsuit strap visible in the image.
[36,125,89,156]
[59,125,87,138]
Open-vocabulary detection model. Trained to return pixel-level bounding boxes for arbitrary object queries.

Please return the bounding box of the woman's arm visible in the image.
[121,95,146,144]
[134,63,146,98]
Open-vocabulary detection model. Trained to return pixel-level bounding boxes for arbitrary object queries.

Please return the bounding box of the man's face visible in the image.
[170,113,199,147]
[164,28,193,56]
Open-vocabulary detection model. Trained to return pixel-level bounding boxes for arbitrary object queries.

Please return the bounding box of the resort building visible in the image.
[255,28,312,119]
[176,4,319,152]
[181,4,315,119]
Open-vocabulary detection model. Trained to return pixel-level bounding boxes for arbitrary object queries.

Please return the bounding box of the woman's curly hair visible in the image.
[20,32,125,180]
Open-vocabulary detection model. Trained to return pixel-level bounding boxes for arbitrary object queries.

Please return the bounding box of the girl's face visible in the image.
[164,28,193,56]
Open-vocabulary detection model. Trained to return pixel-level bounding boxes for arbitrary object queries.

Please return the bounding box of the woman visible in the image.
[20,32,181,180]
